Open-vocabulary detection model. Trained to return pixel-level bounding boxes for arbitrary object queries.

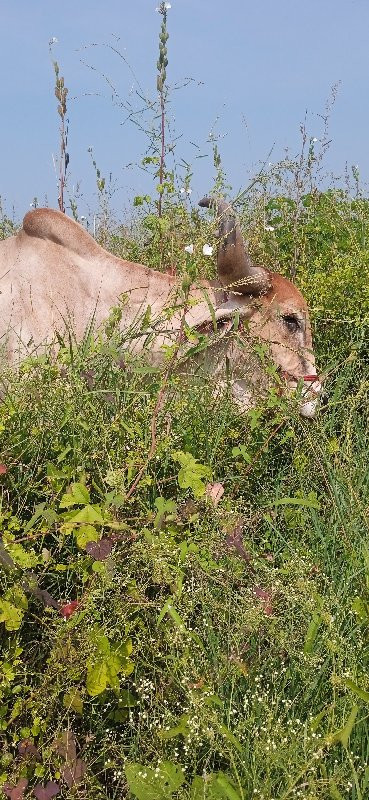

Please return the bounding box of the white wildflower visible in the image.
[264,225,275,232]
[184,244,194,255]
[202,244,213,256]
[49,37,58,45]
[312,137,318,143]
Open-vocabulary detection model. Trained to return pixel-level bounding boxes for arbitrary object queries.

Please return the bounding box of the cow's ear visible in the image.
[199,197,271,296]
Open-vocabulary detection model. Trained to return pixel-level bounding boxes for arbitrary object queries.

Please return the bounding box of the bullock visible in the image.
[0,198,321,416]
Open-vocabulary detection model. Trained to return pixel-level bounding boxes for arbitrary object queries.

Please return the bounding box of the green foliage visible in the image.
[0,331,368,797]
[86,630,133,696]
[172,450,212,497]
[125,761,184,800]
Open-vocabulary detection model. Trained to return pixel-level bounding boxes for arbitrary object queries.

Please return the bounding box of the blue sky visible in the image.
[1,0,368,219]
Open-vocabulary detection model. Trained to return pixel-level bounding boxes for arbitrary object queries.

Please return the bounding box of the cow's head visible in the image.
[195,198,321,417]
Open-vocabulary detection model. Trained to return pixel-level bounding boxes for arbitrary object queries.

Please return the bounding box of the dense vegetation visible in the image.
[1,177,369,800]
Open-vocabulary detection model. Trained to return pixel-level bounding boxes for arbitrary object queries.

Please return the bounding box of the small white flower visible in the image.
[180,187,185,194]
[312,137,318,143]
[264,225,275,232]
[184,244,194,255]
[165,2,171,7]
[202,244,213,256]
[180,187,192,195]
[49,36,58,45]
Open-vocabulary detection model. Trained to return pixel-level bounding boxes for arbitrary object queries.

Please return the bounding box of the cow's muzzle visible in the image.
[280,371,322,418]
[299,375,322,419]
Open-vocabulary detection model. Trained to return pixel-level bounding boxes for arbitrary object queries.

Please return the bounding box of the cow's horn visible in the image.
[199,196,271,295]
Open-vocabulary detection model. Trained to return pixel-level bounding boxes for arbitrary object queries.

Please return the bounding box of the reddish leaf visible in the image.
[225,524,256,572]
[0,464,7,475]
[62,758,87,788]
[35,588,60,610]
[33,782,60,800]
[18,738,40,758]
[205,482,224,506]
[85,538,113,561]
[3,779,28,800]
[253,586,273,616]
[55,730,77,763]
[59,600,79,619]
[188,679,205,690]
[24,574,60,610]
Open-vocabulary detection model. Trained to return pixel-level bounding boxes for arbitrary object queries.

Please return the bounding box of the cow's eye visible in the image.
[282,315,300,333]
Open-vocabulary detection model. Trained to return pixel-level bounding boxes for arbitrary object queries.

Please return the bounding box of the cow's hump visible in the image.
[22,208,103,260]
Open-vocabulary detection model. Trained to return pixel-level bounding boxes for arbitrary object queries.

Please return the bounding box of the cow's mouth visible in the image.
[279,371,322,418]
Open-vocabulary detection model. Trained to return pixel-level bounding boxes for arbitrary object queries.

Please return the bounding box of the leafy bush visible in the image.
[0,330,369,799]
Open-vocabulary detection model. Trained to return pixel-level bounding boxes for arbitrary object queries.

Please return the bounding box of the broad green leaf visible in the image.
[304,612,322,654]
[63,689,84,715]
[158,714,190,740]
[273,494,320,510]
[342,677,369,703]
[310,704,332,732]
[157,599,186,631]
[119,689,138,708]
[106,654,123,690]
[86,661,108,697]
[190,775,225,799]
[215,775,243,800]
[191,774,242,800]
[328,705,359,747]
[0,600,24,631]
[75,524,99,550]
[154,496,177,528]
[352,597,369,622]
[92,561,106,574]
[7,586,28,610]
[204,694,223,708]
[6,541,39,569]
[23,502,46,533]
[329,779,345,800]
[119,638,133,658]
[125,760,184,800]
[172,451,212,498]
[70,505,104,525]
[60,482,90,508]
[93,633,110,655]
[231,445,251,464]
[121,657,134,676]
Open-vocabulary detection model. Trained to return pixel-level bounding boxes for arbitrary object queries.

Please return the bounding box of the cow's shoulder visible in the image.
[22,208,103,260]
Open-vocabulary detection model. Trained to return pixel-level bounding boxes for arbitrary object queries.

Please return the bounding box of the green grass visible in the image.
[2,174,369,799]
[0,323,369,800]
